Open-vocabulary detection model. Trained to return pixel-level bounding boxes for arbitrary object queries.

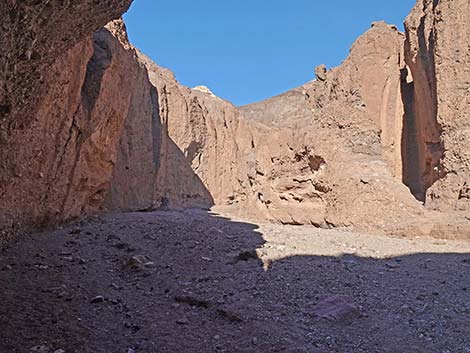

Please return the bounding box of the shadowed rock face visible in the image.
[0,0,133,124]
[1,0,469,243]
[405,0,470,212]
[0,1,133,242]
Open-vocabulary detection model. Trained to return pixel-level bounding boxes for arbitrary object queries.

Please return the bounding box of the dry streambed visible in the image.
[0,209,469,353]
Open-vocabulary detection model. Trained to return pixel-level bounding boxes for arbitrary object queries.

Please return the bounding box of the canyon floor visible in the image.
[1,209,469,353]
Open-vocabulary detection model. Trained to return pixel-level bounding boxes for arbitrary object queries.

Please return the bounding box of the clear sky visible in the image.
[123,0,416,106]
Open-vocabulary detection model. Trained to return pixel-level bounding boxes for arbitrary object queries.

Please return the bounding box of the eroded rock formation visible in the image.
[1,0,469,243]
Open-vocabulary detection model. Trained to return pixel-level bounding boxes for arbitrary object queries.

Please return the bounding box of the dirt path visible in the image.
[1,209,469,353]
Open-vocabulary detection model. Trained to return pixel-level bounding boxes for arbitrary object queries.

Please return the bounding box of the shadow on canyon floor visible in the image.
[0,210,469,353]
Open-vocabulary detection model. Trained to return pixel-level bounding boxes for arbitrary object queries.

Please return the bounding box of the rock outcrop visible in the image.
[238,22,423,230]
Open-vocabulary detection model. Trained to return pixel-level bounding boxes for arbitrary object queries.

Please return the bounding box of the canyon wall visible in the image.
[0,1,133,242]
[1,0,469,243]
[100,21,423,231]
[238,22,424,229]
[405,0,470,211]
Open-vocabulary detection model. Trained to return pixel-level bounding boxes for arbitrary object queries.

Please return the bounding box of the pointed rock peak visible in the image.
[192,85,217,98]
[105,18,131,48]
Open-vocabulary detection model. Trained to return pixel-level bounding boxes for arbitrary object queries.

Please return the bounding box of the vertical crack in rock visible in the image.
[403,0,445,202]
[82,31,113,114]
[150,86,162,172]
[400,67,425,201]
[59,30,114,217]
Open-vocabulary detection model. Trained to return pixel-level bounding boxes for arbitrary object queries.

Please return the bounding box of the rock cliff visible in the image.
[0,1,132,242]
[1,0,469,243]
[405,0,470,212]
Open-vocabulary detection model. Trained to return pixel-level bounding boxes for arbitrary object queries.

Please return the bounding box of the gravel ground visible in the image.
[0,209,469,353]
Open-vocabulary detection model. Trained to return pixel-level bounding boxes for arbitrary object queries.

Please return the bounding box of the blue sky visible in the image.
[124,0,416,106]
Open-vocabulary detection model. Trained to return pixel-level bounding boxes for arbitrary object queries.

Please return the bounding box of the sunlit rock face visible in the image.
[105,20,425,234]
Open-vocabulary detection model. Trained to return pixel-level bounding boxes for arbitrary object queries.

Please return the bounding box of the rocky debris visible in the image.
[314,64,327,81]
[1,211,470,352]
[313,295,361,324]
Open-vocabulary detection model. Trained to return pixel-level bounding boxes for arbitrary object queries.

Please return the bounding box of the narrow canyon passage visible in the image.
[1,210,469,353]
[401,77,425,201]
[1,0,470,352]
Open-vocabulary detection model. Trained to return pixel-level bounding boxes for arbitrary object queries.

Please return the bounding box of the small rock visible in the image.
[236,250,258,262]
[107,234,121,241]
[313,295,361,324]
[385,263,400,269]
[127,255,154,268]
[126,349,135,353]
[69,227,81,235]
[90,295,105,304]
[30,346,51,353]
[57,291,67,298]
[176,318,189,325]
[54,350,65,353]
[209,227,224,234]
[111,283,122,290]
[114,242,129,250]
[315,64,327,81]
